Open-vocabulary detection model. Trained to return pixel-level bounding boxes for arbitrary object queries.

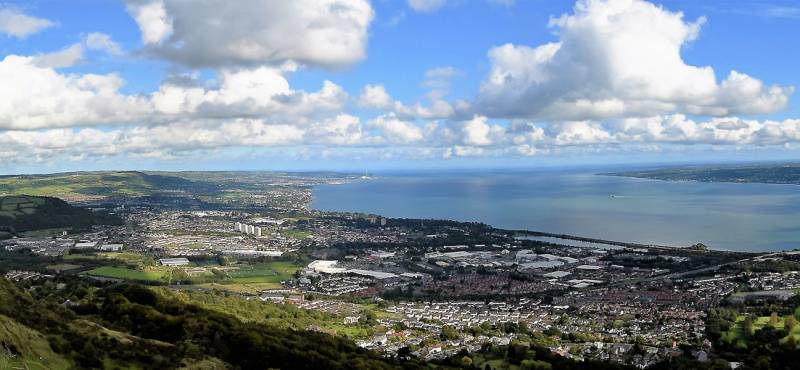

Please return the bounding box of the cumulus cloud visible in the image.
[369,114,425,144]
[0,54,346,130]
[150,66,348,121]
[357,82,459,120]
[358,84,394,110]
[125,0,173,44]
[0,6,54,38]
[4,0,800,167]
[0,55,148,129]
[462,116,505,146]
[477,0,793,120]
[4,113,800,164]
[125,0,373,68]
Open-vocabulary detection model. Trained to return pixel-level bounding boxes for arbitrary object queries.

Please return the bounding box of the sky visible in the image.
[1,0,800,173]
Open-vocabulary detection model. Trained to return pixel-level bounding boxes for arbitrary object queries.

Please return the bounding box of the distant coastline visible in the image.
[603,162,800,185]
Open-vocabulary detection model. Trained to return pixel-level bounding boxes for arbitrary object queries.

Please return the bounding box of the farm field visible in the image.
[227,261,303,284]
[84,267,164,281]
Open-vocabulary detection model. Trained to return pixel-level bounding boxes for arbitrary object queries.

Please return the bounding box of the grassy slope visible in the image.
[0,314,71,370]
[155,288,375,339]
[0,172,153,198]
[0,171,215,199]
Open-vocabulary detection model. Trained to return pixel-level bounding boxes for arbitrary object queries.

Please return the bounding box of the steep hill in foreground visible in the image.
[0,279,419,369]
[0,195,120,237]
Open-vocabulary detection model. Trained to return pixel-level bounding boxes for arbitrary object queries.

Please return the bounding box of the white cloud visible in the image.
[357,83,458,120]
[125,0,373,68]
[369,114,425,144]
[423,66,460,100]
[0,55,147,129]
[0,54,346,130]
[34,44,84,69]
[151,66,348,121]
[462,115,505,146]
[4,113,800,164]
[0,6,54,38]
[33,32,123,69]
[477,0,793,120]
[408,0,447,13]
[306,114,368,145]
[358,84,394,109]
[84,32,124,56]
[126,0,173,44]
[553,121,614,145]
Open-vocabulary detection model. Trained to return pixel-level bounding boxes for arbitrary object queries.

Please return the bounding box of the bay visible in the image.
[311,171,800,252]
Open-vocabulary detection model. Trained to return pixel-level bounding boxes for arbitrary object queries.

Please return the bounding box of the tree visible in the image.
[461,356,473,367]
[441,325,460,341]
[786,334,797,349]
[141,256,156,271]
[769,312,780,328]
[521,359,552,370]
[742,315,754,336]
[786,315,797,331]
[359,309,377,326]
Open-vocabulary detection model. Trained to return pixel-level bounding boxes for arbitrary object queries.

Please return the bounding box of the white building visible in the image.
[160,257,190,266]
[73,242,97,249]
[99,243,123,252]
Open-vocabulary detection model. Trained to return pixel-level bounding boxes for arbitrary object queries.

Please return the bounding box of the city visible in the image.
[2,171,798,369]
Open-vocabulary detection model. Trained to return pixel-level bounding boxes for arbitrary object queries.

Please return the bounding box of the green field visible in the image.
[280,229,312,239]
[84,267,164,281]
[227,261,303,284]
[722,314,799,348]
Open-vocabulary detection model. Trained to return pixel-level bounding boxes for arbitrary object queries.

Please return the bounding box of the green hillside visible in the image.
[0,171,216,200]
[0,279,421,370]
[0,313,70,369]
[0,195,121,236]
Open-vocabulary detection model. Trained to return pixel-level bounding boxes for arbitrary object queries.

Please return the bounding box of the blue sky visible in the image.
[1,0,799,173]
